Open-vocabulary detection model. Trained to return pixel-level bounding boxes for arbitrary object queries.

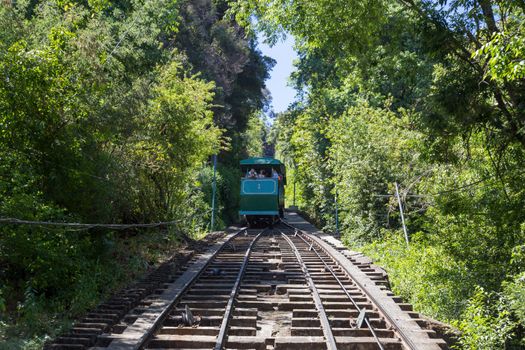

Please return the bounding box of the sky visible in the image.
[257,35,298,114]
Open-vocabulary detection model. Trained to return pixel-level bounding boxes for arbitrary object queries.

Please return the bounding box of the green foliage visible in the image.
[362,232,471,321]
[0,227,184,347]
[242,113,265,157]
[453,287,515,350]
[327,105,424,241]
[286,108,333,226]
[475,29,525,83]
[129,61,221,221]
[238,0,525,145]
[473,5,525,83]
[198,164,241,228]
[232,0,386,54]
[502,244,525,346]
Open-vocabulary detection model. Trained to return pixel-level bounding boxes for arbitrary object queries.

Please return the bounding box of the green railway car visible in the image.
[239,157,286,226]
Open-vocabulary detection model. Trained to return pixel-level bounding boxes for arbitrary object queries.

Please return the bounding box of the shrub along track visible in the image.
[46,214,448,350]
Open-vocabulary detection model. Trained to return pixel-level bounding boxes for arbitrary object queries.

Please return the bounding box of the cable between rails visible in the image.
[214,228,267,350]
[279,229,338,350]
[285,220,421,350]
[280,221,386,350]
[105,227,248,350]
[293,229,385,350]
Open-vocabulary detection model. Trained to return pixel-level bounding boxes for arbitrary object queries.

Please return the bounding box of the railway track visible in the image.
[47,213,447,350]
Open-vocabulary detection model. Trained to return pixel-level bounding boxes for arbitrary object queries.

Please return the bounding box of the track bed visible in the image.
[46,213,448,350]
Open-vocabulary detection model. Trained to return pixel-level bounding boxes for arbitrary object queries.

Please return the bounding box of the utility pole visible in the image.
[394,182,409,247]
[210,154,217,231]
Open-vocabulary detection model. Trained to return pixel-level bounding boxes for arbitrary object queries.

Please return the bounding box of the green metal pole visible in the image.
[211,154,217,231]
[335,188,339,235]
[293,164,297,207]
[293,179,296,207]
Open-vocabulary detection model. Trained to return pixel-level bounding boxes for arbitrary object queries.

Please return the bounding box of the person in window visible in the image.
[248,168,257,178]
[272,168,279,178]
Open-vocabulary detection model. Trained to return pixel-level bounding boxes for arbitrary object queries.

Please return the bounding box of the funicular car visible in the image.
[239,157,286,226]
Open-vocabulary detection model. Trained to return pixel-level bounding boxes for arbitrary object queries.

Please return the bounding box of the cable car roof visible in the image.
[240,157,283,166]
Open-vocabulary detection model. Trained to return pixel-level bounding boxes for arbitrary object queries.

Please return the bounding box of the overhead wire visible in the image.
[373,175,494,199]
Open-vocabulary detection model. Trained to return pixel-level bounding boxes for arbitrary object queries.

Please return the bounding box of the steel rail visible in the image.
[279,230,338,350]
[107,227,247,350]
[281,221,418,350]
[292,229,385,350]
[214,228,266,350]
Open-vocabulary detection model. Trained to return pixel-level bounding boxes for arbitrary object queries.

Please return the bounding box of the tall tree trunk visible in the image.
[478,0,499,33]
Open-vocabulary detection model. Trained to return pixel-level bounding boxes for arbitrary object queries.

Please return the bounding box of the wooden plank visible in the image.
[104,229,243,350]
